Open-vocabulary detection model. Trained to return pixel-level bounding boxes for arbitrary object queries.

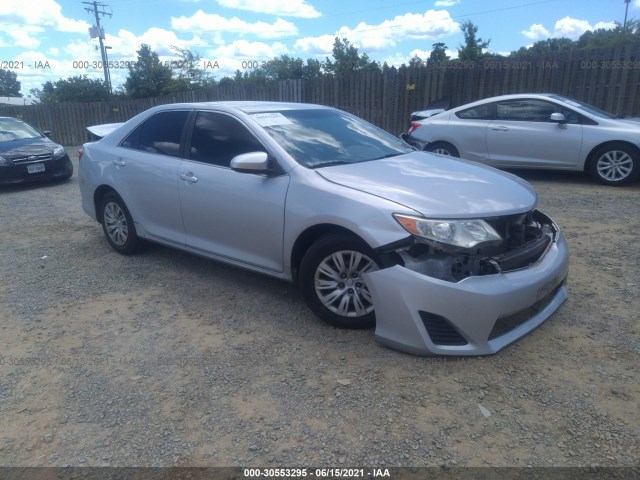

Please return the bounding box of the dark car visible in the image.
[0,117,73,185]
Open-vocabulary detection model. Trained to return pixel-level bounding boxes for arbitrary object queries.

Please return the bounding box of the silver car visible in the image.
[404,93,640,186]
[79,101,569,356]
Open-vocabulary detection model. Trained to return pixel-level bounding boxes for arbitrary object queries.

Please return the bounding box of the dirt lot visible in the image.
[0,152,638,469]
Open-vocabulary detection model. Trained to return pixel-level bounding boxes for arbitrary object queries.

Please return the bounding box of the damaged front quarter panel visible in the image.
[364,210,569,356]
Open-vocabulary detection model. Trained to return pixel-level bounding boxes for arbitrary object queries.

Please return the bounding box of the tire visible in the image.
[100,191,139,255]
[589,143,640,186]
[424,142,460,157]
[299,234,381,329]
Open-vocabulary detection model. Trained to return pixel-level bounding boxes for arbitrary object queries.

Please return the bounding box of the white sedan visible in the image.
[403,93,640,186]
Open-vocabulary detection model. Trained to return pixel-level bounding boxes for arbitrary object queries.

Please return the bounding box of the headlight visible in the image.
[394,214,502,249]
[53,146,66,158]
[0,155,10,167]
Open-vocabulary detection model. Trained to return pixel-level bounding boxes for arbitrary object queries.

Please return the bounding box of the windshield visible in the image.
[251,109,414,168]
[549,95,617,119]
[0,119,44,141]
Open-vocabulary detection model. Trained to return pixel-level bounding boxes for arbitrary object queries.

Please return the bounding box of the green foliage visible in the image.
[577,20,640,49]
[0,68,22,97]
[428,43,449,63]
[511,38,575,56]
[124,44,174,98]
[511,20,640,56]
[243,55,323,82]
[458,20,491,61]
[33,75,110,103]
[408,56,425,68]
[323,38,380,75]
[169,45,212,90]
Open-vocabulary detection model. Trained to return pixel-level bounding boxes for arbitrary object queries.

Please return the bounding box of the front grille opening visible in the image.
[13,153,52,164]
[488,282,564,340]
[419,311,468,346]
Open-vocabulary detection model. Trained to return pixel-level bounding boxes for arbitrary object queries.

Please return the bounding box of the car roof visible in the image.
[150,101,330,114]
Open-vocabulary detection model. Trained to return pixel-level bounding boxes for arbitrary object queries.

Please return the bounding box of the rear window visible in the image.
[455,103,492,120]
[121,111,189,157]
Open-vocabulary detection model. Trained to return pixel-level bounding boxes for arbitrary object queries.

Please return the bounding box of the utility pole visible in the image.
[83,1,112,92]
[623,0,631,31]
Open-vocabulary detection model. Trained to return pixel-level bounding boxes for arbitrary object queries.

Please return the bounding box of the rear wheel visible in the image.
[425,142,459,157]
[100,192,139,255]
[589,143,639,186]
[299,234,381,329]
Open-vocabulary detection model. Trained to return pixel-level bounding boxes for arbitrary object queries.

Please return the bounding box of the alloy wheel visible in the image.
[596,150,634,182]
[103,201,129,246]
[432,147,453,156]
[314,250,378,317]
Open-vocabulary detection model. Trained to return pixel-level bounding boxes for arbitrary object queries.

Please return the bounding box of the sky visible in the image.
[0,0,637,96]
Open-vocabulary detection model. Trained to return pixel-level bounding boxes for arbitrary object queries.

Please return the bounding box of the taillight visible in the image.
[78,148,83,161]
[407,122,421,135]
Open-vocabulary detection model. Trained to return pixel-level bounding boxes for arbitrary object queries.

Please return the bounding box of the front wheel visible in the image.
[299,234,381,329]
[424,142,459,157]
[100,191,139,255]
[589,143,640,186]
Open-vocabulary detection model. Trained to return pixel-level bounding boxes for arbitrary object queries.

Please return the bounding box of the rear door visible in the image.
[447,103,493,163]
[112,110,190,244]
[178,110,290,272]
[487,99,583,167]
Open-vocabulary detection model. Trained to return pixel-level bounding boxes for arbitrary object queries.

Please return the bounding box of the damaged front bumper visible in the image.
[364,219,569,356]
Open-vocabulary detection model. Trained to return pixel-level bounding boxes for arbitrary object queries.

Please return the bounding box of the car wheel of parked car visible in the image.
[100,192,139,255]
[299,234,381,329]
[590,143,640,186]
[425,142,459,157]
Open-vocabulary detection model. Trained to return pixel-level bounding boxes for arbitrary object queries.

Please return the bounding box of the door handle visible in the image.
[112,159,126,166]
[179,172,198,183]
[491,125,509,131]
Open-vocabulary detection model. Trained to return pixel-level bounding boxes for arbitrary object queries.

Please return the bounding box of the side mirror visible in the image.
[230,151,269,173]
[42,130,52,137]
[550,113,567,124]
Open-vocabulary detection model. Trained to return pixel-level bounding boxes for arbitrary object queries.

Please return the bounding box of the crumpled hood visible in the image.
[316,151,538,218]
[0,138,58,160]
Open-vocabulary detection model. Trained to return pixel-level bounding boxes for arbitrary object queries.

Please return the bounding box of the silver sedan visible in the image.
[403,93,640,186]
[79,101,569,356]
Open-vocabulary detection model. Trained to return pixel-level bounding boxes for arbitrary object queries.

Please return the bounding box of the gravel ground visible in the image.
[0,150,638,469]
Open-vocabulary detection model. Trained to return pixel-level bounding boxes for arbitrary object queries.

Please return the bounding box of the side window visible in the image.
[121,111,189,157]
[495,99,578,123]
[456,103,492,120]
[121,124,141,149]
[189,111,265,167]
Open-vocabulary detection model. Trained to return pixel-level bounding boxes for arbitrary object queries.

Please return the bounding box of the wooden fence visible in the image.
[2,45,640,146]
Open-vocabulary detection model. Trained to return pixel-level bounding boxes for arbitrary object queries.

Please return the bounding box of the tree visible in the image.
[408,55,425,68]
[428,42,449,63]
[576,20,640,49]
[512,38,575,56]
[323,37,380,75]
[458,20,490,61]
[243,55,323,82]
[32,76,110,103]
[510,20,640,57]
[124,44,173,98]
[0,69,22,97]
[169,46,210,89]
[303,58,322,78]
